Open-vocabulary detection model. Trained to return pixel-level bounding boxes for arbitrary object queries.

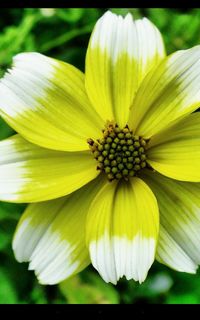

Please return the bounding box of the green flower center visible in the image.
[88,122,148,181]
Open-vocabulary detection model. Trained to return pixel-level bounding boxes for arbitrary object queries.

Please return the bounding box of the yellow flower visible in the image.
[0,11,200,285]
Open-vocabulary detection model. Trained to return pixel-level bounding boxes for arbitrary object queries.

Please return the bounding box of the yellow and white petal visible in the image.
[85,11,165,127]
[0,52,104,152]
[157,225,197,273]
[13,176,106,285]
[86,178,159,284]
[142,170,200,272]
[0,134,99,203]
[147,113,200,181]
[129,46,200,138]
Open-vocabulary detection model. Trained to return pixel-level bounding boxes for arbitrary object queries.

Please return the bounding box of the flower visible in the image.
[0,10,200,285]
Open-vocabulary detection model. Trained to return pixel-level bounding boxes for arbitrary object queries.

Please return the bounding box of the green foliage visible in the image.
[0,267,18,303]
[60,269,119,304]
[0,8,200,304]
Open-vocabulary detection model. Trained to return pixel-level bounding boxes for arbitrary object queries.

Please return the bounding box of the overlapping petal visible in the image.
[0,52,104,152]
[86,178,159,284]
[0,135,99,203]
[129,46,200,138]
[157,225,197,273]
[13,176,106,285]
[85,11,165,127]
[147,113,200,181]
[142,170,200,273]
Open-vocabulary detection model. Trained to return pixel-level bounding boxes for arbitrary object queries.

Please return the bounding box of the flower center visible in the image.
[88,122,148,181]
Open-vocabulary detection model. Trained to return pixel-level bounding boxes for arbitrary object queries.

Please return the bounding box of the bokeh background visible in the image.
[0,8,200,304]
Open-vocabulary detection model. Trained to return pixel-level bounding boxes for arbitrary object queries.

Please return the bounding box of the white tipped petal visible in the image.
[129,46,200,138]
[85,11,165,127]
[0,52,103,152]
[0,135,99,202]
[142,170,200,273]
[13,176,106,285]
[156,225,197,274]
[89,235,156,284]
[86,178,159,284]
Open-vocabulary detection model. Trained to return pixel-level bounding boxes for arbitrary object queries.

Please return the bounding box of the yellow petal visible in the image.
[86,178,159,284]
[0,134,99,203]
[142,170,200,273]
[0,52,104,152]
[13,176,106,285]
[129,46,200,138]
[85,11,165,127]
[147,113,200,181]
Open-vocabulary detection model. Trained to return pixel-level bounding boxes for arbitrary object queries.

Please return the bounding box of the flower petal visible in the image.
[142,170,200,273]
[86,178,159,284]
[0,52,104,152]
[129,46,200,138]
[157,225,197,274]
[13,176,106,285]
[85,11,165,127]
[147,113,200,181]
[0,134,99,202]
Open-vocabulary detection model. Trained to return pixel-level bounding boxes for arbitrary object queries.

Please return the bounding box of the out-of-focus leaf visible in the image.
[39,23,93,53]
[59,270,119,304]
[166,294,199,304]
[0,13,40,67]
[31,283,48,304]
[56,9,84,23]
[0,267,18,303]
[0,203,25,221]
[57,47,86,71]
[0,118,15,140]
[146,8,169,29]
[0,229,10,250]
[0,218,20,250]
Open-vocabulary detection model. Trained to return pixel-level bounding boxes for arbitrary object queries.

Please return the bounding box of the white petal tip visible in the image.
[89,235,156,285]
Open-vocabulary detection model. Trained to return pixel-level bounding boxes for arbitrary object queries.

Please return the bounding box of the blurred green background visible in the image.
[0,8,200,304]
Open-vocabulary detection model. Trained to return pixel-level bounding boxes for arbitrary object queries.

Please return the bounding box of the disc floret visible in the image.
[88,123,148,181]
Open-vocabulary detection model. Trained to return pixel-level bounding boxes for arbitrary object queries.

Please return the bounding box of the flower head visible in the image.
[0,11,200,285]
